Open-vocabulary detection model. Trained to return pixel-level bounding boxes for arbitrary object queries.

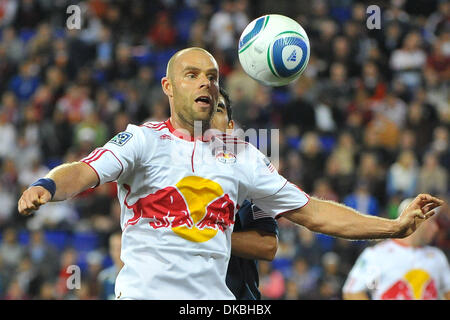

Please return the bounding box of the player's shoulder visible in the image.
[139,120,169,132]
[363,240,392,256]
[422,245,449,263]
[134,120,172,140]
[372,239,400,252]
[109,122,166,149]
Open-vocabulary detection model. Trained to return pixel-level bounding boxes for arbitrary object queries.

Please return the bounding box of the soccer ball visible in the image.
[238,14,310,87]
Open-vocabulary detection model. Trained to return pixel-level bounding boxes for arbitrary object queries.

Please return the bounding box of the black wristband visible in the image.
[30,178,56,199]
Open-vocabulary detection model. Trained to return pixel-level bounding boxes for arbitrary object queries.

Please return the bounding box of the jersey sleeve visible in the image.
[80,124,144,186]
[342,247,377,294]
[246,146,310,218]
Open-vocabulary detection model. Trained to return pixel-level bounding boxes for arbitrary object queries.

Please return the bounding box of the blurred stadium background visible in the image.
[0,0,448,300]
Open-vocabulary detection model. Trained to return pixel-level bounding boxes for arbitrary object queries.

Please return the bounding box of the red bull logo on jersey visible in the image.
[123,176,235,242]
[216,151,237,164]
[381,269,438,300]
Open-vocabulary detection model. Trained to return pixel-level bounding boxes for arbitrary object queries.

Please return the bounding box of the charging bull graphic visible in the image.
[381,269,438,300]
[123,176,235,242]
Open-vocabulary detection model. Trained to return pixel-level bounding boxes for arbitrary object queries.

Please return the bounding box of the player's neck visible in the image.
[167,117,210,141]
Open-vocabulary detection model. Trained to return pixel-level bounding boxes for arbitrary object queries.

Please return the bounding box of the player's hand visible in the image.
[395,194,444,238]
[17,186,52,216]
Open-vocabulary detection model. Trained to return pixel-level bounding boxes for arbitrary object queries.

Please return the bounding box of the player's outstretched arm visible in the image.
[231,230,278,261]
[18,162,99,216]
[282,194,443,240]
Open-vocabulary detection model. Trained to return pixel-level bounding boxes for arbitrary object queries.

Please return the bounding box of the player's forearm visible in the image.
[45,162,99,201]
[284,197,400,240]
[231,231,277,261]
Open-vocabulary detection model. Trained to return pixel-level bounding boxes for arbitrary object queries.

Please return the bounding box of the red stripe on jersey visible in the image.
[191,140,196,173]
[81,149,124,181]
[80,148,103,163]
[148,123,164,129]
[140,122,168,131]
[84,149,107,164]
[155,125,168,131]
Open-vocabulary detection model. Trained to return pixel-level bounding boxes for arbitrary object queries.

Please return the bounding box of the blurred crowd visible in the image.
[0,0,448,300]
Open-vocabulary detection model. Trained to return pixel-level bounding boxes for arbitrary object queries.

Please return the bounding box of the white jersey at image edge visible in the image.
[343,239,450,300]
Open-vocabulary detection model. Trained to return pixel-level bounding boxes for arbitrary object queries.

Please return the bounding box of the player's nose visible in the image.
[198,73,211,89]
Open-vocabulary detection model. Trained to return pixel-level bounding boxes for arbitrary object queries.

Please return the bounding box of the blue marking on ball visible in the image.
[271,36,309,78]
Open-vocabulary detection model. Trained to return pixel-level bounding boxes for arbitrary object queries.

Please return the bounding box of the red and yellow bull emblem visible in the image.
[123,176,235,242]
[381,269,438,300]
[216,151,237,164]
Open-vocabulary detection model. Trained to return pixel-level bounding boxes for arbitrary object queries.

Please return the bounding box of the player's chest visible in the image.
[147,139,244,180]
[377,249,441,299]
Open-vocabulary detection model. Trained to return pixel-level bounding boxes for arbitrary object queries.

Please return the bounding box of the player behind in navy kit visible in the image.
[212,87,279,299]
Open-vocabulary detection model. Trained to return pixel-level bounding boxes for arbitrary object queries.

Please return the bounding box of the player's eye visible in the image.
[186,73,196,79]
[208,75,217,81]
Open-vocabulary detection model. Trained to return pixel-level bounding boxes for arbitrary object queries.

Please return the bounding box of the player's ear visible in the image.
[228,120,234,130]
[161,76,173,97]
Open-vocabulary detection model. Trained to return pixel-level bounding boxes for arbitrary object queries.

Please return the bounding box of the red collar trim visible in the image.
[164,118,212,142]
[392,239,410,247]
[392,239,422,248]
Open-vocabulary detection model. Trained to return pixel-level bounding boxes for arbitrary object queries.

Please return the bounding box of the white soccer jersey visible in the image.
[80,119,309,300]
[343,240,450,300]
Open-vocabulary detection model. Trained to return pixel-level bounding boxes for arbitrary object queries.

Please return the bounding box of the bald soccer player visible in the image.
[19,47,444,299]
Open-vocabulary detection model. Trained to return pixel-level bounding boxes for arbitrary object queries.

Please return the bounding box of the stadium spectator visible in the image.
[344,181,380,217]
[259,260,285,300]
[208,0,248,55]
[299,132,326,192]
[55,85,94,124]
[98,231,122,300]
[35,280,57,300]
[288,256,320,299]
[316,251,346,299]
[311,178,339,203]
[429,126,450,169]
[3,277,29,300]
[356,152,386,204]
[389,31,427,90]
[148,12,177,49]
[0,228,24,274]
[386,150,419,198]
[8,61,41,102]
[26,230,59,281]
[417,152,448,195]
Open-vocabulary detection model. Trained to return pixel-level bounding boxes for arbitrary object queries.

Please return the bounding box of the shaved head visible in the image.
[166,47,217,81]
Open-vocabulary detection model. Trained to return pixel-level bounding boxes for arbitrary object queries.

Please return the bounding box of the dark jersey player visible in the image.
[211,87,279,299]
